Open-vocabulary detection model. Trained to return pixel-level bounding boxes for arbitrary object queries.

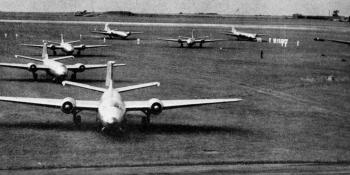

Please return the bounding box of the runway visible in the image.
[1,19,349,32]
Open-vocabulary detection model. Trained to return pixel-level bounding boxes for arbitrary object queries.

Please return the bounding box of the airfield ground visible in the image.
[0,13,349,173]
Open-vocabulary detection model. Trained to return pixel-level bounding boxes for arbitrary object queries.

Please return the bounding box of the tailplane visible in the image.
[105,61,115,88]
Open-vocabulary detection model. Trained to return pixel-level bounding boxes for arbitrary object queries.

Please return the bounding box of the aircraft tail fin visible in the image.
[231,26,237,34]
[105,61,115,88]
[60,34,64,43]
[42,41,49,60]
[191,29,195,38]
[104,23,110,31]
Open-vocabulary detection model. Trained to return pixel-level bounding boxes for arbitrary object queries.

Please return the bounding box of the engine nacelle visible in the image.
[27,63,37,72]
[80,44,86,50]
[148,98,163,115]
[48,44,56,50]
[75,63,86,72]
[61,97,77,114]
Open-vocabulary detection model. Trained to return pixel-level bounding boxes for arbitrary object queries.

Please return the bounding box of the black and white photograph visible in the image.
[0,0,349,174]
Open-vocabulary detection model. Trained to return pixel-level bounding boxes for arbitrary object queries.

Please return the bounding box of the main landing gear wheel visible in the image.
[71,73,77,80]
[141,110,151,130]
[73,111,82,128]
[53,50,57,56]
[32,72,38,81]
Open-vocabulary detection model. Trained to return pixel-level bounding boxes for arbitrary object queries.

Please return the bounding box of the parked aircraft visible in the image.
[0,42,125,81]
[91,23,143,39]
[221,27,266,42]
[21,34,108,55]
[314,37,350,45]
[0,61,242,132]
[158,29,226,48]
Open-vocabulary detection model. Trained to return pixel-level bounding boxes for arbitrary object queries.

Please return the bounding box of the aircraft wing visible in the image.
[124,98,242,111]
[21,44,62,49]
[73,44,109,50]
[91,31,109,35]
[66,63,126,71]
[0,63,49,70]
[314,38,350,45]
[0,96,99,111]
[129,32,143,34]
[195,39,227,43]
[157,38,185,43]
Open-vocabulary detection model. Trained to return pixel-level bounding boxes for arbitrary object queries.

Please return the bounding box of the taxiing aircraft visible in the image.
[0,42,125,81]
[314,37,350,45]
[157,29,226,48]
[21,34,108,55]
[0,61,242,132]
[91,23,143,39]
[221,27,266,42]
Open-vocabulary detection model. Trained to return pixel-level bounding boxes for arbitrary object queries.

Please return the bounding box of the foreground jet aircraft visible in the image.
[0,42,125,81]
[314,37,350,45]
[21,34,108,55]
[157,29,226,48]
[91,23,143,39]
[221,27,266,42]
[0,61,242,132]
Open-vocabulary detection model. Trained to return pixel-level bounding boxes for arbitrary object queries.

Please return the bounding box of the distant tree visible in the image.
[332,10,339,17]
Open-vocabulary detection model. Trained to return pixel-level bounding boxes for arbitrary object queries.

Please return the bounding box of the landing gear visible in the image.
[199,43,203,48]
[71,73,77,80]
[77,51,81,56]
[72,111,82,128]
[180,43,183,48]
[141,110,151,130]
[32,72,38,81]
[53,50,57,56]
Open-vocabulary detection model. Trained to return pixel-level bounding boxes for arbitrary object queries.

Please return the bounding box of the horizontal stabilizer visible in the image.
[116,82,160,93]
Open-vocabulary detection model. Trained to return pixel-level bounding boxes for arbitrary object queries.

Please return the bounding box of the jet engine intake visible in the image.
[27,63,37,72]
[75,63,86,72]
[148,98,163,115]
[61,97,77,114]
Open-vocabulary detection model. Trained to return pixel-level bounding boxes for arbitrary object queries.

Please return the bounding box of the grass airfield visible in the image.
[0,14,349,172]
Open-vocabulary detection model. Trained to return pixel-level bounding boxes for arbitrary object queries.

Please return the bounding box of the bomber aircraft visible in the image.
[21,34,108,55]
[91,23,143,39]
[0,61,242,132]
[221,26,266,42]
[157,29,226,48]
[0,42,125,81]
[314,37,350,45]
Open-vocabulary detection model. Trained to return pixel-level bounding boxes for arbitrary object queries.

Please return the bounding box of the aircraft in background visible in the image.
[0,42,125,81]
[91,23,143,39]
[0,61,242,132]
[314,37,350,45]
[221,27,266,42]
[158,29,226,48]
[21,34,108,55]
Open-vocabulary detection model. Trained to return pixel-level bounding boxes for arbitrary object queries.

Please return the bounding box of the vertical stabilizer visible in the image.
[61,34,64,43]
[42,41,49,60]
[105,61,115,88]
[104,23,110,31]
[191,29,195,38]
[231,26,237,34]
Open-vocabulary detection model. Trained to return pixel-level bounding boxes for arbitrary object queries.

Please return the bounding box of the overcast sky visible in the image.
[0,0,349,16]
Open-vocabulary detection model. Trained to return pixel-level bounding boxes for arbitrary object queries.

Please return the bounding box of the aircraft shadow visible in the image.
[0,121,252,136]
[0,78,133,83]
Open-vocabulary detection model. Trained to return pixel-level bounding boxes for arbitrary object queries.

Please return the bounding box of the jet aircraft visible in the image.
[221,27,266,42]
[157,29,226,48]
[314,37,350,45]
[0,61,242,132]
[21,34,108,55]
[91,23,143,39]
[0,42,125,81]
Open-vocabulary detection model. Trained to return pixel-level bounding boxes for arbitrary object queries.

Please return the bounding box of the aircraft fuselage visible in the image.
[42,59,68,79]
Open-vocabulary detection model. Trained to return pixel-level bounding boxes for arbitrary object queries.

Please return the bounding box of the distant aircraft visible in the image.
[91,23,143,39]
[0,61,242,132]
[158,29,226,48]
[0,42,125,81]
[21,34,108,55]
[314,37,350,45]
[221,27,266,42]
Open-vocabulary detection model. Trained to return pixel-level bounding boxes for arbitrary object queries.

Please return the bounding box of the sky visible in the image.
[0,0,349,16]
